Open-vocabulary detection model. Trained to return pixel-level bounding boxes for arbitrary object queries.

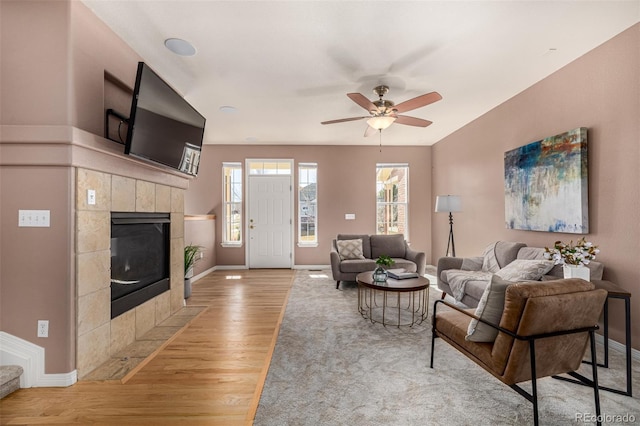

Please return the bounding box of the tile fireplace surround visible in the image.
[76,168,185,378]
[0,125,190,380]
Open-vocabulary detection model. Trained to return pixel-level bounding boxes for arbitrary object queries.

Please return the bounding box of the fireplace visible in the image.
[110,212,171,319]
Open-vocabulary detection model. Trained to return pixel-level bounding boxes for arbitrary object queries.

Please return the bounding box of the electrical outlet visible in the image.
[37,320,49,338]
[87,189,96,205]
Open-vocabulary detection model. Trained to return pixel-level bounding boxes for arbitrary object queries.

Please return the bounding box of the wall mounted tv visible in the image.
[125,62,206,177]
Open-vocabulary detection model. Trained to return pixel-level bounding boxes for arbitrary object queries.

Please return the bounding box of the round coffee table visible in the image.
[356,271,430,327]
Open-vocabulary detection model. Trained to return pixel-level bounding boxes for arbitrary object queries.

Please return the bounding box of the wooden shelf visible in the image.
[185,214,216,221]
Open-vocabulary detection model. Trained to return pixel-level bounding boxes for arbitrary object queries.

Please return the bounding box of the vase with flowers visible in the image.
[373,255,394,282]
[544,237,599,281]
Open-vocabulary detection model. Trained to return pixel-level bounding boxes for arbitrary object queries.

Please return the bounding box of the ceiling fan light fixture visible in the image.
[367,115,396,130]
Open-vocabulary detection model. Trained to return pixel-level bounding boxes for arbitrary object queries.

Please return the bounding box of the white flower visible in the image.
[544,237,599,266]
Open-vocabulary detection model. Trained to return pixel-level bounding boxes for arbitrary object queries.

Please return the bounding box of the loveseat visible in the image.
[437,241,604,307]
[330,234,426,289]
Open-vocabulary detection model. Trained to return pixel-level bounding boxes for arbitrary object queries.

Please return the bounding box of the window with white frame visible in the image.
[222,162,242,245]
[298,163,317,245]
[247,160,291,175]
[376,163,409,236]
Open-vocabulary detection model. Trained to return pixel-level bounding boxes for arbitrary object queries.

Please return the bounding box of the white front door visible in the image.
[248,175,292,268]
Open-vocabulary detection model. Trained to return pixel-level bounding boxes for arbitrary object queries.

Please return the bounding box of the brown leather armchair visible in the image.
[431,278,607,426]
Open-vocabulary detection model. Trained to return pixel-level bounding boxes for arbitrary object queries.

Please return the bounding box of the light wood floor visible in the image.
[0,269,295,425]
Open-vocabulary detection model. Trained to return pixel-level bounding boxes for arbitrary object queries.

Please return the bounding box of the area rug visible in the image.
[254,270,640,425]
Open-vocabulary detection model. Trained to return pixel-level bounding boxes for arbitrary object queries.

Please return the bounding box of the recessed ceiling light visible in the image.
[245,137,258,143]
[164,38,196,56]
[219,106,238,113]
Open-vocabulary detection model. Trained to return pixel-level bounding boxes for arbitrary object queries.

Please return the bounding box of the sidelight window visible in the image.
[222,162,243,246]
[298,163,318,246]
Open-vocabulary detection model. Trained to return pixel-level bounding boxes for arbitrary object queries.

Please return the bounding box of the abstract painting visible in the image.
[504,127,588,233]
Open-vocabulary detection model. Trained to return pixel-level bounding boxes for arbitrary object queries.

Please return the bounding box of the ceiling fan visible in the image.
[321,85,442,137]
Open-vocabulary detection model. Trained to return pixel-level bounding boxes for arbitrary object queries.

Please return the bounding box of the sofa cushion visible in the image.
[435,309,497,372]
[340,259,377,273]
[495,259,555,282]
[336,239,365,260]
[482,241,527,271]
[370,234,406,259]
[516,247,547,260]
[337,234,371,258]
[390,258,417,273]
[466,275,511,342]
[443,270,492,302]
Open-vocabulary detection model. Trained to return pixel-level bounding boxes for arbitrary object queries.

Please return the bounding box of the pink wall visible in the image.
[184,217,216,276]
[431,24,640,348]
[1,1,70,125]
[0,0,143,373]
[70,1,141,135]
[185,145,433,267]
[0,167,76,372]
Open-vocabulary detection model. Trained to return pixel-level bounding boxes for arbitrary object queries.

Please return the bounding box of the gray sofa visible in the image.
[330,234,426,289]
[437,241,604,307]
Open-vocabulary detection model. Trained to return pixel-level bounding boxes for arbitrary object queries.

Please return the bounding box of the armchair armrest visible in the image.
[330,243,342,280]
[404,243,426,275]
[436,256,464,285]
[432,299,514,338]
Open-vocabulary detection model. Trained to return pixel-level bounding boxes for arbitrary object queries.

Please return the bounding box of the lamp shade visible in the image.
[367,115,396,130]
[435,195,462,213]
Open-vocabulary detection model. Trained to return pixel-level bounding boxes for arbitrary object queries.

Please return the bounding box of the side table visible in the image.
[589,280,632,397]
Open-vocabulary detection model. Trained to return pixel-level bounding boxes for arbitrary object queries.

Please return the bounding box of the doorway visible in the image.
[246,160,293,268]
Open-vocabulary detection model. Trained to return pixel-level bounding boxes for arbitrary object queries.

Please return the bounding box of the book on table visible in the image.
[386,268,419,280]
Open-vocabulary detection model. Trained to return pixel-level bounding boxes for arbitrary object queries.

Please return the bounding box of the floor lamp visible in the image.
[435,195,462,257]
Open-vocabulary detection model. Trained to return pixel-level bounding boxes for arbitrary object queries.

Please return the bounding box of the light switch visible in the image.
[345,213,356,220]
[87,189,96,205]
[18,210,50,227]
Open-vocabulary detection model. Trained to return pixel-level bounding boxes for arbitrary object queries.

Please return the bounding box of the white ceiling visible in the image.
[82,1,639,146]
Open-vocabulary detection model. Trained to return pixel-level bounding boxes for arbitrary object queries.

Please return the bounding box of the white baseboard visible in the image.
[293,265,330,270]
[0,332,77,388]
[213,265,249,270]
[212,265,331,271]
[191,266,217,283]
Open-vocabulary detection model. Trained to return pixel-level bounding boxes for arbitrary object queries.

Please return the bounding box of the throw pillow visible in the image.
[481,241,500,273]
[495,259,555,282]
[336,239,365,260]
[466,275,512,342]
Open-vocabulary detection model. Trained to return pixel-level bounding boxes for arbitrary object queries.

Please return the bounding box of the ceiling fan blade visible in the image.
[393,92,442,114]
[394,115,433,127]
[364,125,377,137]
[347,93,377,112]
[321,116,368,125]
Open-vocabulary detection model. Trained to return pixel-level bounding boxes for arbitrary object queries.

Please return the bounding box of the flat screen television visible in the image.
[125,62,206,176]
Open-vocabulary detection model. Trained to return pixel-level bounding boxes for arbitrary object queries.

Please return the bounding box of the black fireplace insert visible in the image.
[110,212,170,319]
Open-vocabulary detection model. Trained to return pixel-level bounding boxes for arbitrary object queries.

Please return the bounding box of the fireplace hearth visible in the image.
[110,212,170,318]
